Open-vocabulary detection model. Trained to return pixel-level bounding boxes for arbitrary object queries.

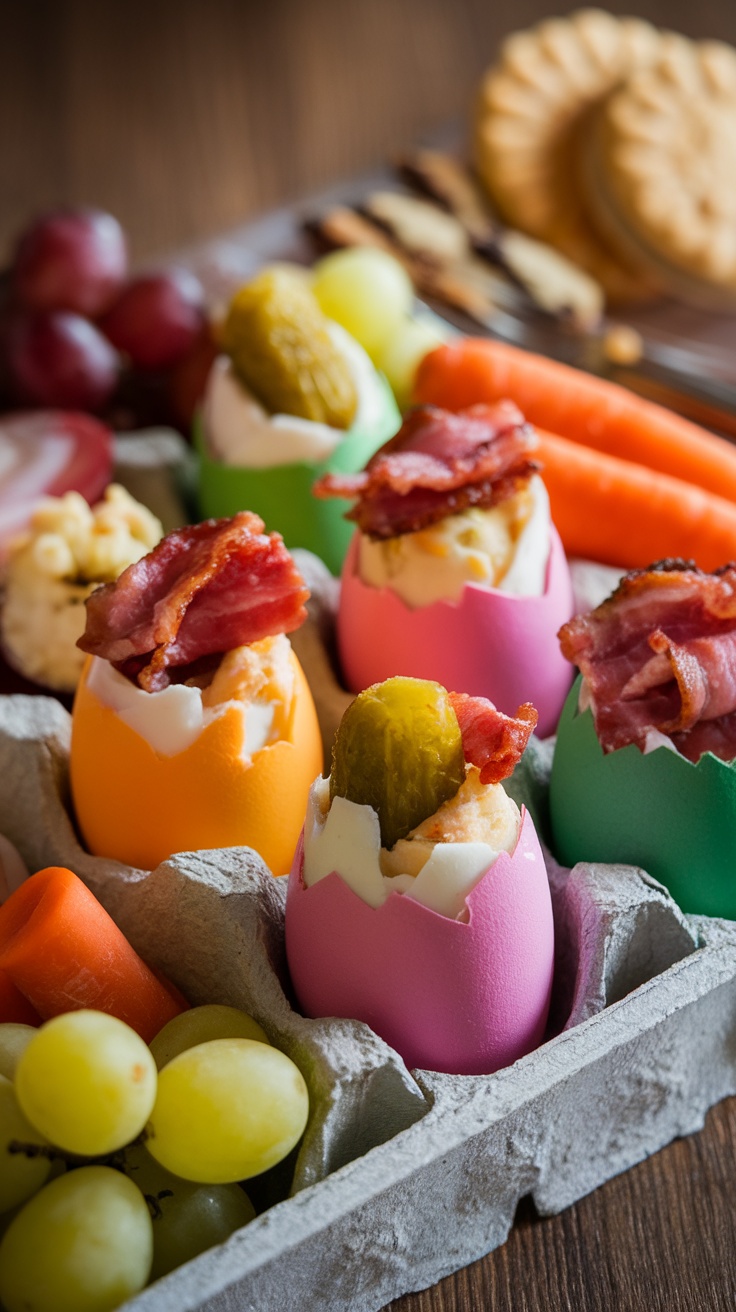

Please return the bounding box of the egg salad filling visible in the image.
[303,766,521,920]
[87,633,296,760]
[1,486,162,692]
[358,474,551,607]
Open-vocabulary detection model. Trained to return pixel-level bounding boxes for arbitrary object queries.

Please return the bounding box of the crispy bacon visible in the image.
[449,692,538,784]
[558,560,736,761]
[79,512,309,691]
[313,402,539,538]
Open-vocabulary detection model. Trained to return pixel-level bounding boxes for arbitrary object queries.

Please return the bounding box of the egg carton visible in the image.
[2,561,736,1312]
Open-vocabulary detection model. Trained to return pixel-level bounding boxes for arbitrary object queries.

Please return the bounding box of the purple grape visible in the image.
[12,208,128,318]
[6,311,120,411]
[100,268,205,371]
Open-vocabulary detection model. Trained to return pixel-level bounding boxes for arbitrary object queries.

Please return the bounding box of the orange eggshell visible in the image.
[70,651,323,876]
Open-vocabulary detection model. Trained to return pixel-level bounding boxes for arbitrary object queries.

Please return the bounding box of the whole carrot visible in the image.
[536,428,736,571]
[0,866,186,1043]
[415,339,736,502]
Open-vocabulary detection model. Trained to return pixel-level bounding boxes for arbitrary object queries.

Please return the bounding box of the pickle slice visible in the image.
[330,677,466,848]
[222,267,358,428]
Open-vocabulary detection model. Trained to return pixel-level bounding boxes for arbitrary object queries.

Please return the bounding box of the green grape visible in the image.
[222,267,357,426]
[0,1075,52,1214]
[15,1010,157,1157]
[312,247,414,359]
[0,1166,152,1312]
[374,316,446,410]
[150,1004,269,1071]
[124,1143,255,1280]
[0,1024,35,1081]
[145,1038,309,1184]
[330,677,466,848]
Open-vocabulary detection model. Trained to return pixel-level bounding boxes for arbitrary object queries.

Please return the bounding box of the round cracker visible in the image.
[475,8,662,302]
[581,34,736,306]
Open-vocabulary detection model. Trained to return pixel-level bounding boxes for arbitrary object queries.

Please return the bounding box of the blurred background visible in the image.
[3,0,736,262]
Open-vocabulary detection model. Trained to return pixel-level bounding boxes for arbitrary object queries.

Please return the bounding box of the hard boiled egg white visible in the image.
[550,675,736,918]
[285,795,554,1075]
[70,641,323,876]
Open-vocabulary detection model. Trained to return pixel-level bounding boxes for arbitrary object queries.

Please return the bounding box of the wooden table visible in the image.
[3,3,736,1309]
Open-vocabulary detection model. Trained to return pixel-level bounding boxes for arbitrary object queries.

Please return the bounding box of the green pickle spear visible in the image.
[330,677,466,849]
[222,267,357,427]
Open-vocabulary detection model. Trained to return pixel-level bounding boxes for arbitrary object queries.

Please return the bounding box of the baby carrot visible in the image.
[535,428,736,571]
[414,339,736,502]
[0,970,41,1026]
[0,866,186,1043]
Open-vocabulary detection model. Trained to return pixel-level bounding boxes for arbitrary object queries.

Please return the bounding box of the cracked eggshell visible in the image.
[285,809,554,1075]
[550,676,736,919]
[193,378,400,576]
[337,525,574,737]
[70,650,323,876]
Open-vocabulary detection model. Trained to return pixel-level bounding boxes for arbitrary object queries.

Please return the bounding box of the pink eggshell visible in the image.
[285,808,554,1075]
[337,527,574,737]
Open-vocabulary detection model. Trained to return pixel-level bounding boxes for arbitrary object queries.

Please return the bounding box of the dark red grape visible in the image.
[12,209,128,318]
[167,327,218,428]
[6,311,120,411]
[100,268,205,371]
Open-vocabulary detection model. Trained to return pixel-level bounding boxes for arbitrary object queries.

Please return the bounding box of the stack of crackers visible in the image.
[475,8,736,308]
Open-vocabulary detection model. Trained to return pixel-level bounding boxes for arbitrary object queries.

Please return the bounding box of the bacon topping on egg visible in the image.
[559,560,736,762]
[313,402,539,538]
[78,511,309,691]
[449,692,538,784]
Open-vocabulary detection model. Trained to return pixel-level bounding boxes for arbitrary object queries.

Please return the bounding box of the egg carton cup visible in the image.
[2,557,736,1311]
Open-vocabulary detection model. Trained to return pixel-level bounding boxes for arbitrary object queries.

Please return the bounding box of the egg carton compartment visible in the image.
[0,544,730,1310]
[3,662,736,1311]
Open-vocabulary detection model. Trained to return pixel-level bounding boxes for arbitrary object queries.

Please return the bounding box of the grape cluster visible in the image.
[0,1005,309,1312]
[311,246,447,409]
[1,208,215,430]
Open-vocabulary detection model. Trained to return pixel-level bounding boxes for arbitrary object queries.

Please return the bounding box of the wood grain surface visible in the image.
[385,1098,736,1311]
[2,0,736,262]
[3,2,736,1309]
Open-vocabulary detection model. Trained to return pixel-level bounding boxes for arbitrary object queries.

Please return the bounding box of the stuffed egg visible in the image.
[70,512,323,875]
[195,266,400,575]
[285,677,554,1075]
[550,561,736,918]
[316,402,574,736]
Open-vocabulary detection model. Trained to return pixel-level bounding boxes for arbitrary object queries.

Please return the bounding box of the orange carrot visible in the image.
[0,969,41,1026]
[535,428,736,571]
[0,866,186,1042]
[415,339,736,501]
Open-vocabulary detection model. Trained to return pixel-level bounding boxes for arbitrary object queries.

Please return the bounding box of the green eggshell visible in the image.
[194,376,400,576]
[549,675,736,919]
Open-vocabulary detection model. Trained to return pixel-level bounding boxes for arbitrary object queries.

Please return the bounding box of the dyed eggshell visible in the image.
[550,676,736,919]
[337,526,574,737]
[70,650,323,876]
[194,378,400,576]
[285,809,554,1075]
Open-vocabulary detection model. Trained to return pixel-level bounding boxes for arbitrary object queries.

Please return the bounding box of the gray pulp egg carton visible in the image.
[2,552,736,1312]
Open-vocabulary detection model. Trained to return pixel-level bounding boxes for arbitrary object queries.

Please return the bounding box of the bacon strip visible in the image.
[558,560,736,761]
[314,402,539,538]
[449,692,538,784]
[79,512,309,691]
